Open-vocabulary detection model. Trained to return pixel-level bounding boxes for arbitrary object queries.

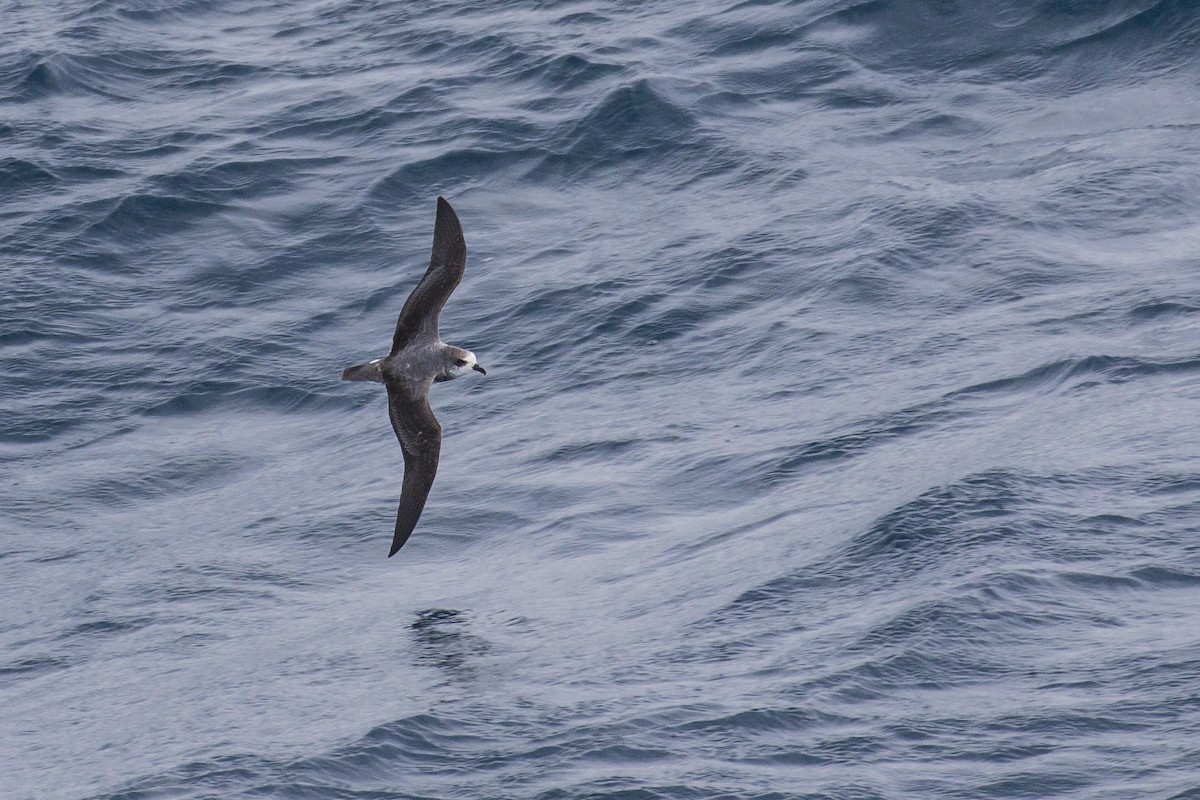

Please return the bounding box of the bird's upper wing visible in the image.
[385,379,442,556]
[390,197,467,356]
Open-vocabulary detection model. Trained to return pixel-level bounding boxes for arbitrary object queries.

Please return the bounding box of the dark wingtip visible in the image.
[388,522,416,557]
[435,196,456,221]
[388,535,406,557]
[431,196,465,266]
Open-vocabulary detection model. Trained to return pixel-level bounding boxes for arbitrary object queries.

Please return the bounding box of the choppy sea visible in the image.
[4,1,1200,798]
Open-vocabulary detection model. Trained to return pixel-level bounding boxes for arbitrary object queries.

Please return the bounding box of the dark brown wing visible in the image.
[389,197,467,356]
[385,379,442,556]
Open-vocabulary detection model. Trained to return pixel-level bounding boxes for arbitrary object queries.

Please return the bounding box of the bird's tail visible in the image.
[341,361,383,382]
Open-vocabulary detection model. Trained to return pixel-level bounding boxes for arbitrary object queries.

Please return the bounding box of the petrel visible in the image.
[341,197,485,557]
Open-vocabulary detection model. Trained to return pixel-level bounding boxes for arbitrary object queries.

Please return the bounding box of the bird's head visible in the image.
[448,348,486,379]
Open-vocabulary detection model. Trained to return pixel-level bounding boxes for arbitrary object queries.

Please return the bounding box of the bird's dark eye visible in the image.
[454,358,467,367]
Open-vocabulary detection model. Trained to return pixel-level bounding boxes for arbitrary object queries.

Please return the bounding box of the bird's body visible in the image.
[341,197,485,557]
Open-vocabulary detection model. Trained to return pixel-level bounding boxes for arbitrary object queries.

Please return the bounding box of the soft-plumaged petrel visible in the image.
[341,196,485,557]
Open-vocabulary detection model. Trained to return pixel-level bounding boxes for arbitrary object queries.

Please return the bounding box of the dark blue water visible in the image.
[4,1,1200,797]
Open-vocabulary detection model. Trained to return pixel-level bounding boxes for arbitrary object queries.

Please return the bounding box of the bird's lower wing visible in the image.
[385,382,442,556]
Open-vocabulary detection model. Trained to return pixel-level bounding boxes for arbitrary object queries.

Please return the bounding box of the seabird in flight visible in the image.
[341,196,485,557]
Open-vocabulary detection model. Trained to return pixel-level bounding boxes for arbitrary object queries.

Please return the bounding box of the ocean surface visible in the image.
[4,1,1200,798]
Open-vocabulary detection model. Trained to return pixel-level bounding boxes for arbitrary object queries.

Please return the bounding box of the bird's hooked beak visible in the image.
[473,363,487,375]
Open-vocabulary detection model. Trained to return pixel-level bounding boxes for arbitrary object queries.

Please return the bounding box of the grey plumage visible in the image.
[341,197,486,557]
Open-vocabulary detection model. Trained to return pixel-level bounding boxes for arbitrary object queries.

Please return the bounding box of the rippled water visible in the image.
[4,1,1200,798]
